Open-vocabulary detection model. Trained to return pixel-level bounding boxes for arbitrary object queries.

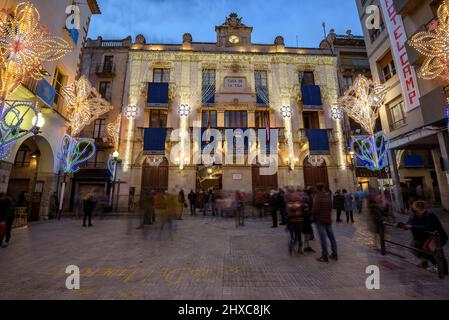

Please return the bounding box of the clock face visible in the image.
[229,35,240,44]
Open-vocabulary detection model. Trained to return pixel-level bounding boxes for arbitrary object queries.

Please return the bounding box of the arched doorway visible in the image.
[7,135,55,221]
[303,157,329,190]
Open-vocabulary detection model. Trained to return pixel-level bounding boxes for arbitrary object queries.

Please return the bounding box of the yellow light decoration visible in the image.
[409,0,449,80]
[62,76,113,136]
[337,75,386,136]
[0,2,72,99]
[107,113,122,149]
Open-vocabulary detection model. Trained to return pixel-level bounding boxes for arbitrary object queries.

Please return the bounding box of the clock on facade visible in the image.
[228,35,240,44]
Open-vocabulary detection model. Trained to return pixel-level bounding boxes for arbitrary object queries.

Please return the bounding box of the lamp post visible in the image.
[348,150,358,190]
[109,150,120,209]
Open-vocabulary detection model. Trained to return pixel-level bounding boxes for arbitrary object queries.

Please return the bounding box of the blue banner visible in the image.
[144,128,166,153]
[36,79,56,107]
[147,83,169,106]
[302,85,322,109]
[306,129,330,155]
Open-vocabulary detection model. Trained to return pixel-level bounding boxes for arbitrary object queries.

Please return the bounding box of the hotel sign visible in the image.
[379,0,421,112]
[224,77,246,90]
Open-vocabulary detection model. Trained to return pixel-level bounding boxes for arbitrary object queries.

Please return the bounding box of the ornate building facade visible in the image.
[81,13,356,210]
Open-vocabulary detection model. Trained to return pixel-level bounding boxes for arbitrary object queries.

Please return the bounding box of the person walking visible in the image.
[0,193,12,248]
[82,193,96,227]
[354,188,366,214]
[277,188,287,225]
[333,190,345,223]
[235,190,245,227]
[188,190,197,216]
[396,201,448,275]
[312,183,338,263]
[285,187,305,255]
[177,189,186,220]
[301,189,315,253]
[343,189,354,223]
[268,190,278,228]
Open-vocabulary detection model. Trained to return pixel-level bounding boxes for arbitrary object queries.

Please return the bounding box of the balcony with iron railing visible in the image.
[95,63,116,77]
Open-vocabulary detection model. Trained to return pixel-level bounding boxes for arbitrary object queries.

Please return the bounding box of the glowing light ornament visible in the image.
[178,104,191,170]
[330,106,344,121]
[409,1,449,81]
[62,76,113,136]
[0,2,72,99]
[107,113,122,149]
[308,154,325,167]
[125,105,138,119]
[0,100,41,159]
[60,134,96,174]
[337,75,389,171]
[280,105,295,170]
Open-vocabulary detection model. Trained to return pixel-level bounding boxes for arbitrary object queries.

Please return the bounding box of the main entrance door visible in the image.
[141,157,169,193]
[303,158,329,190]
[252,166,278,194]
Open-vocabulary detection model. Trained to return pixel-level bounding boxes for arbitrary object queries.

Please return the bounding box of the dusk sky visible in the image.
[88,0,363,48]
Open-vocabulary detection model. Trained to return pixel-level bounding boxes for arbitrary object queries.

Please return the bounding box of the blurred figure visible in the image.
[203,189,216,217]
[285,187,304,255]
[396,201,448,275]
[141,190,155,227]
[188,190,197,216]
[277,188,287,226]
[82,193,96,227]
[354,188,366,214]
[400,182,410,213]
[49,192,59,220]
[235,190,245,227]
[342,189,354,224]
[268,190,278,228]
[159,191,177,240]
[333,189,345,223]
[301,188,315,253]
[312,183,338,263]
[178,188,186,220]
[0,193,13,248]
[367,188,389,248]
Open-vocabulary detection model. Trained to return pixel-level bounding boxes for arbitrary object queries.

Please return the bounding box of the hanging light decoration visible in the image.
[409,1,449,81]
[0,2,72,100]
[62,76,113,136]
[280,105,292,118]
[125,105,138,119]
[178,104,192,117]
[330,106,344,121]
[59,134,96,174]
[308,154,325,167]
[107,113,122,149]
[337,75,389,172]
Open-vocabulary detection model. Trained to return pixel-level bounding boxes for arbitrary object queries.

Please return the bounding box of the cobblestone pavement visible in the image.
[0,207,448,300]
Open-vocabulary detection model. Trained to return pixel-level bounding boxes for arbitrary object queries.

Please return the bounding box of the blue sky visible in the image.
[88,0,363,48]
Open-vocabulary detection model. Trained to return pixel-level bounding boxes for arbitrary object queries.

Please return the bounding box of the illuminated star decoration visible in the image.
[0,100,41,159]
[125,105,138,119]
[409,0,449,81]
[337,75,386,136]
[308,154,325,167]
[330,106,344,121]
[178,104,191,117]
[60,134,96,174]
[0,2,72,99]
[107,113,121,148]
[62,76,113,136]
[280,105,292,118]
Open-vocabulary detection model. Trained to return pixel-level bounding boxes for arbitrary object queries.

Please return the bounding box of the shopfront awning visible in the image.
[144,128,166,154]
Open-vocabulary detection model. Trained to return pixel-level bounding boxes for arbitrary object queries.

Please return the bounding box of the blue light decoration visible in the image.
[107,155,115,180]
[0,100,41,159]
[446,105,449,134]
[351,131,390,171]
[60,134,96,174]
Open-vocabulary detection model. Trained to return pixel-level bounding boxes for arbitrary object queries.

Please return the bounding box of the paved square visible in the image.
[0,210,448,300]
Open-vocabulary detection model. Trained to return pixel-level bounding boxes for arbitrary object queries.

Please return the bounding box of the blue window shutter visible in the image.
[147,83,169,106]
[144,128,166,153]
[306,129,330,155]
[36,79,56,107]
[301,85,322,109]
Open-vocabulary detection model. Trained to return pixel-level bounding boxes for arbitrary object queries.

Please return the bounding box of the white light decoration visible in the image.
[145,155,164,167]
[107,113,121,149]
[409,0,449,81]
[337,75,386,136]
[31,112,45,128]
[125,105,138,119]
[280,105,292,118]
[308,154,325,167]
[62,76,113,136]
[178,104,192,117]
[0,2,72,99]
[330,106,344,121]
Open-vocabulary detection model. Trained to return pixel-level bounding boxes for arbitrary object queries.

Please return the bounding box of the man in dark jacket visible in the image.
[397,201,448,275]
[312,183,338,263]
[188,190,197,216]
[333,190,345,223]
[83,193,96,227]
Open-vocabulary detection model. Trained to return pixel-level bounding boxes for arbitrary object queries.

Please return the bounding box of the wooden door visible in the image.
[252,166,278,194]
[303,159,329,190]
[141,159,168,193]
